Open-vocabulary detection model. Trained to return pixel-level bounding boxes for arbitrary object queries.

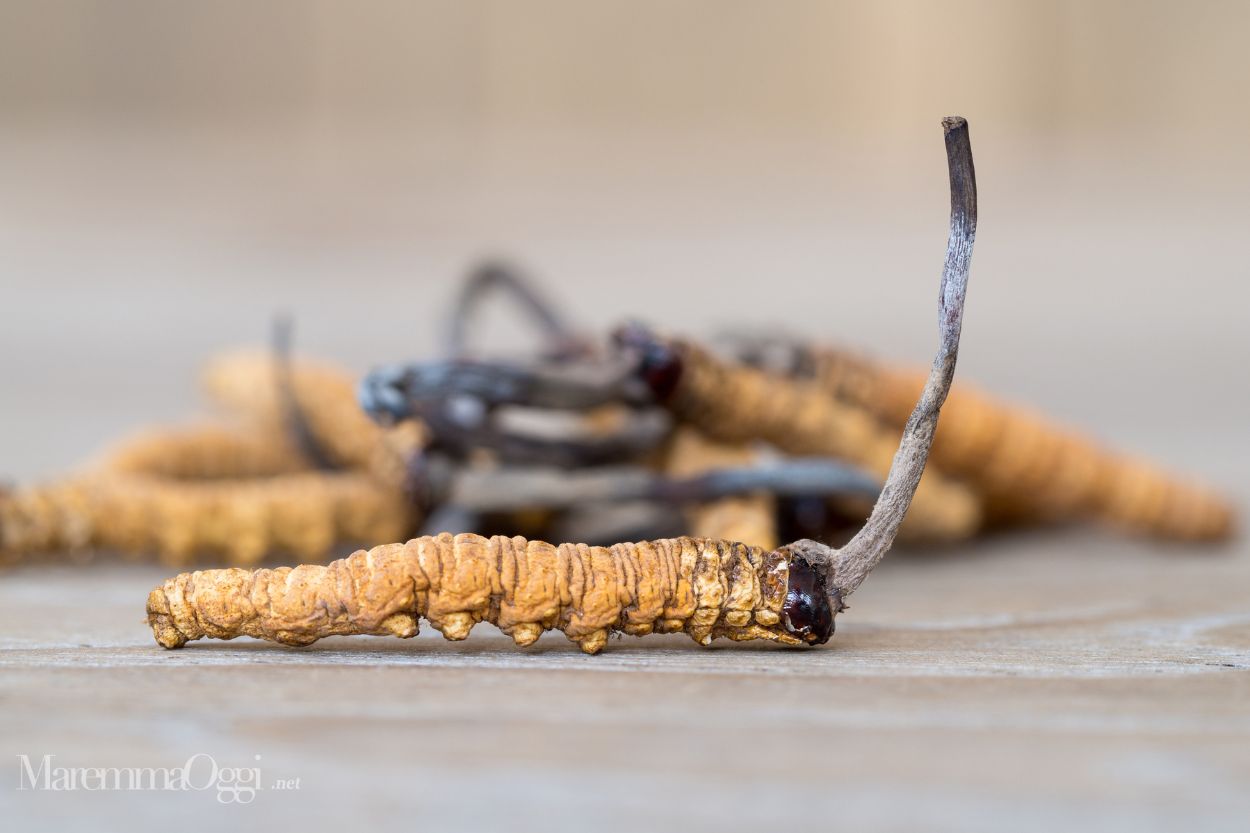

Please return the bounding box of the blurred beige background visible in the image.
[1,0,1247,488]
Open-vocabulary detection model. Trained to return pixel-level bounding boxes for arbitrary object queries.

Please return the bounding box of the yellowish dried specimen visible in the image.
[1,471,413,567]
[0,480,97,563]
[99,424,310,480]
[1,426,415,566]
[139,472,410,565]
[147,532,802,653]
[202,350,423,489]
[660,427,778,550]
[806,347,1235,540]
[660,340,982,542]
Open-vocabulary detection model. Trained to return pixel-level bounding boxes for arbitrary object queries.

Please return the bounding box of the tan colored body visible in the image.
[1,469,411,567]
[1,427,414,566]
[807,347,1235,540]
[147,532,800,653]
[100,423,310,480]
[1,352,431,566]
[661,428,778,550]
[202,351,422,489]
[665,340,982,541]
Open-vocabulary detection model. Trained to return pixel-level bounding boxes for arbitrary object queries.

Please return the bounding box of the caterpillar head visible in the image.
[781,556,836,645]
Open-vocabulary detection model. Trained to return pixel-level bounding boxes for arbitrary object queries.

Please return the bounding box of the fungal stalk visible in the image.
[445,260,593,361]
[816,114,977,597]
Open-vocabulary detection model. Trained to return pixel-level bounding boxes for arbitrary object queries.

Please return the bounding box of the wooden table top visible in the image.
[4,524,1247,832]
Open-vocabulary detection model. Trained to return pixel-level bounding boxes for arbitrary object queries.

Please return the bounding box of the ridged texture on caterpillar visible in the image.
[663,340,982,542]
[0,480,96,564]
[805,346,1235,541]
[661,428,778,550]
[1,471,413,566]
[1,427,416,566]
[202,350,423,489]
[146,532,801,654]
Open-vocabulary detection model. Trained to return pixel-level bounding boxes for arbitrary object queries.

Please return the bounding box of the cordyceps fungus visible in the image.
[144,116,977,653]
[726,336,1235,542]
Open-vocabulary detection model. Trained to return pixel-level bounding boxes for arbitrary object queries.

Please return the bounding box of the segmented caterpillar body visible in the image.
[626,334,983,542]
[0,471,413,566]
[147,532,834,653]
[661,428,778,550]
[0,480,95,562]
[804,346,1235,540]
[0,426,415,566]
[202,350,423,489]
[100,424,310,480]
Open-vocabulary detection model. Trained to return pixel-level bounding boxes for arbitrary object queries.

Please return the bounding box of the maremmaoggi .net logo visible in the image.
[16,754,300,804]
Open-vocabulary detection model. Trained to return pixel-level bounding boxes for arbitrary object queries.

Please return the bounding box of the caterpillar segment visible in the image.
[109,424,418,563]
[146,532,835,653]
[660,427,778,550]
[1,470,414,566]
[201,350,424,489]
[1,425,416,566]
[133,472,415,566]
[800,346,1235,541]
[622,333,982,542]
[0,480,96,562]
[98,424,312,480]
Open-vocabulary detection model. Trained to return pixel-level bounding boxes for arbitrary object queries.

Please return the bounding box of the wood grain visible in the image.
[2,526,1247,833]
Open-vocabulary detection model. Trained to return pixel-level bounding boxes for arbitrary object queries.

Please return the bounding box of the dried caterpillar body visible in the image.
[99,425,311,480]
[661,428,778,550]
[686,497,777,550]
[147,532,834,653]
[1,426,415,566]
[806,348,1099,523]
[803,346,1234,540]
[100,425,416,564]
[1,427,291,561]
[625,334,982,542]
[0,479,97,561]
[202,350,424,488]
[0,470,413,566]
[106,472,413,566]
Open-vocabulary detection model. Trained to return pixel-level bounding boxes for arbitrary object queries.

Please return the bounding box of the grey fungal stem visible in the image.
[835,116,976,595]
[271,315,336,471]
[444,260,588,360]
[788,116,976,600]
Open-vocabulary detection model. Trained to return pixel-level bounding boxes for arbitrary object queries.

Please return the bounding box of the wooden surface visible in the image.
[3,524,1247,832]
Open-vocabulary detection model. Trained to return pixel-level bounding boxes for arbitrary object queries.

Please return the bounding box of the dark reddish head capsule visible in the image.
[781,556,835,645]
[612,321,684,400]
